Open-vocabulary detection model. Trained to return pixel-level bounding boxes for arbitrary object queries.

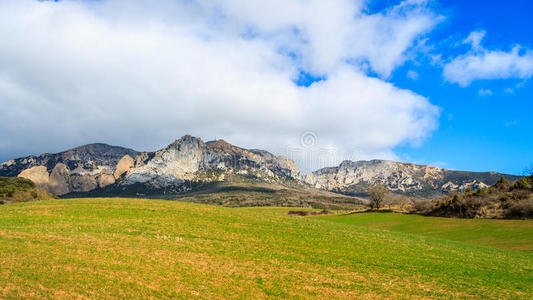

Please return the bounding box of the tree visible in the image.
[368,184,388,210]
[394,195,409,211]
[526,164,533,177]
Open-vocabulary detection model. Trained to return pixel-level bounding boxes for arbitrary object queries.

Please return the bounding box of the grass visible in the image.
[316,211,533,251]
[66,175,366,210]
[0,198,531,299]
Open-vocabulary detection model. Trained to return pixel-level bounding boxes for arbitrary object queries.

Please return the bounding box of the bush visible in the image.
[411,200,434,215]
[511,189,529,200]
[513,178,531,190]
[288,210,309,216]
[504,199,533,219]
[493,177,510,191]
[0,176,55,203]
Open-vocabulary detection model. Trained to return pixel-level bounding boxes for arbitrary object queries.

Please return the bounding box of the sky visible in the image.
[0,0,532,175]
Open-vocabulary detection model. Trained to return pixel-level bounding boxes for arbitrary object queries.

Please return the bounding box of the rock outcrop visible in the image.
[114,155,134,179]
[18,166,50,190]
[305,160,520,197]
[0,143,139,195]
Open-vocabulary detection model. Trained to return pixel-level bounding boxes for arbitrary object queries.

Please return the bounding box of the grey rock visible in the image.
[305,160,520,197]
[2,143,139,195]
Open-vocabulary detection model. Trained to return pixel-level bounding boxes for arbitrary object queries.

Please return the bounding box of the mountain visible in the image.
[0,136,520,198]
[0,143,139,195]
[305,160,521,198]
[118,135,303,193]
[0,136,302,196]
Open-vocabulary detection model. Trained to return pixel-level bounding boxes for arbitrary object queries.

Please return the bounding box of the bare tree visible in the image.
[526,164,533,176]
[392,195,409,211]
[368,184,388,210]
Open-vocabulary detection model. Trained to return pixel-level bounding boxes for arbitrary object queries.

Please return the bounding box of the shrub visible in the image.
[288,210,309,216]
[504,199,533,219]
[493,177,510,191]
[411,200,434,215]
[513,178,531,190]
[511,189,529,200]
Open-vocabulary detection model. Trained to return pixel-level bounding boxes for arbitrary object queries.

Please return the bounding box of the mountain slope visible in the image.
[0,144,139,195]
[305,159,521,197]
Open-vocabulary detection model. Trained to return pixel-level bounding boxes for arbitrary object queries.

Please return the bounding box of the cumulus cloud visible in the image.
[444,30,533,86]
[0,0,440,173]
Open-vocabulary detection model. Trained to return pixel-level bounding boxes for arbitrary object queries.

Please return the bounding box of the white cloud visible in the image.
[407,70,419,80]
[444,31,533,86]
[463,30,486,51]
[0,0,440,173]
[478,89,493,96]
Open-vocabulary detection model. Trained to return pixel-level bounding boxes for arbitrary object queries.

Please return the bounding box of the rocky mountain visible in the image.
[120,135,303,193]
[0,136,521,198]
[305,160,521,198]
[0,136,302,195]
[0,143,139,195]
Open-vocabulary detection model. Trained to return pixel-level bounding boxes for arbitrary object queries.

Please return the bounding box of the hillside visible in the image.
[317,212,533,251]
[0,198,531,298]
[66,173,365,210]
[413,175,533,219]
[306,159,520,197]
[0,177,55,204]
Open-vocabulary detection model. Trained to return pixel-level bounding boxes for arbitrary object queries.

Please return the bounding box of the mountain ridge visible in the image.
[0,135,520,197]
[305,159,521,197]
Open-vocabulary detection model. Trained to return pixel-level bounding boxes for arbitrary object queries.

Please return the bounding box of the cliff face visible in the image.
[122,135,302,191]
[305,160,520,197]
[0,144,139,195]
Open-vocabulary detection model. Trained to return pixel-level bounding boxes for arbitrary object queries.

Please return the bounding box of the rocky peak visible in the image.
[206,139,246,155]
[122,136,303,188]
[167,135,205,149]
[306,159,519,197]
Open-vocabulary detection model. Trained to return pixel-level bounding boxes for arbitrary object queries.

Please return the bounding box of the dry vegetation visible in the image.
[411,176,533,219]
[171,177,366,210]
[0,176,56,204]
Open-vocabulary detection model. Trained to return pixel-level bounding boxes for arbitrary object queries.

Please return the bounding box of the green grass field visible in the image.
[317,212,533,251]
[0,198,532,298]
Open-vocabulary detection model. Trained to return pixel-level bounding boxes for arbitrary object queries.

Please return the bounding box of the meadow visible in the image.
[317,212,533,251]
[0,198,532,298]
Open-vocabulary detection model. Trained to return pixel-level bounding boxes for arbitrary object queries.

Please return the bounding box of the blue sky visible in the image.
[0,0,532,175]
[391,0,533,174]
[299,0,533,174]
